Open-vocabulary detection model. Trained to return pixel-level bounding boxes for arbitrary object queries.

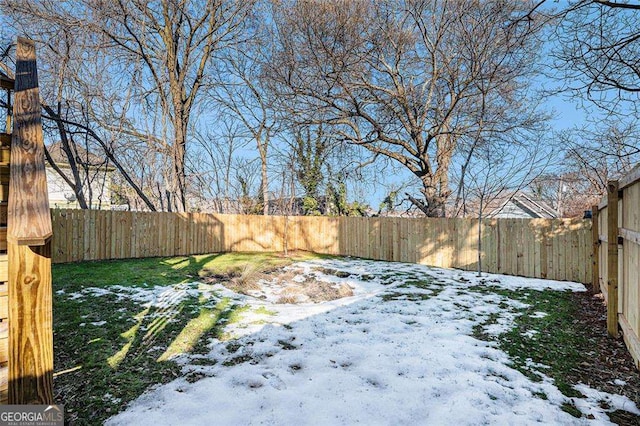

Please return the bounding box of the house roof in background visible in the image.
[488,191,557,219]
[46,141,113,170]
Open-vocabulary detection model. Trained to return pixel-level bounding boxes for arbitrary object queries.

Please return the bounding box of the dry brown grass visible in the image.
[305,281,354,302]
[210,262,356,305]
[276,287,303,304]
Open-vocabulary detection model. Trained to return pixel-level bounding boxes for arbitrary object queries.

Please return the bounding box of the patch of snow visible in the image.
[530,311,548,318]
[66,292,85,300]
[83,287,113,297]
[65,283,203,311]
[103,258,631,425]
[103,393,122,405]
[574,383,640,418]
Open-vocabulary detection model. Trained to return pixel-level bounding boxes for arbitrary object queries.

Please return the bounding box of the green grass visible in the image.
[380,278,440,301]
[469,286,588,399]
[52,252,315,425]
[54,252,310,291]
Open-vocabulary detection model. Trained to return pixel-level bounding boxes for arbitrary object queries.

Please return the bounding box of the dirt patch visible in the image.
[204,266,354,304]
[570,290,640,425]
[306,280,354,302]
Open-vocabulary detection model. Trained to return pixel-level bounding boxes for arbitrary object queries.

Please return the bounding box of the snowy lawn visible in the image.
[54,256,640,425]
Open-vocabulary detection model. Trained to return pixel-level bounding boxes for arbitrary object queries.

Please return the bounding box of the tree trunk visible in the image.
[477,196,483,277]
[419,180,448,217]
[172,118,188,212]
[258,136,269,216]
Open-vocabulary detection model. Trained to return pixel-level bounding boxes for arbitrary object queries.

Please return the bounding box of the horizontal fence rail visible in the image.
[51,209,592,284]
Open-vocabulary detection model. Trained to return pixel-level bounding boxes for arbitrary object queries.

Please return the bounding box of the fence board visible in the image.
[50,209,592,283]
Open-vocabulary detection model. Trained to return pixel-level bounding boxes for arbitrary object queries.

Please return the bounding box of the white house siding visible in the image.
[46,166,112,210]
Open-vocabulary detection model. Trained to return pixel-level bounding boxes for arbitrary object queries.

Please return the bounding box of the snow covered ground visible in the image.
[102,258,639,425]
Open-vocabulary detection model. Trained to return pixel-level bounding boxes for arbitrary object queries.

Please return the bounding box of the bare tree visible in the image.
[454,135,551,275]
[266,0,548,216]
[0,38,153,209]
[188,122,257,213]
[555,0,640,113]
[532,120,640,217]
[208,6,276,215]
[3,0,254,212]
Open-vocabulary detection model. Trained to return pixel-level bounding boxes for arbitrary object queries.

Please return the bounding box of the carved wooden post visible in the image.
[8,37,54,404]
[606,181,619,338]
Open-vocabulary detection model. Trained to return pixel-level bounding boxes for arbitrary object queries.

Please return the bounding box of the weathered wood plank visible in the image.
[0,184,8,202]
[0,226,6,251]
[0,337,6,364]
[8,37,52,246]
[539,222,548,279]
[620,314,640,369]
[0,147,10,164]
[0,201,7,225]
[620,227,640,246]
[0,295,6,319]
[0,364,7,404]
[607,180,620,337]
[0,254,7,283]
[0,165,8,184]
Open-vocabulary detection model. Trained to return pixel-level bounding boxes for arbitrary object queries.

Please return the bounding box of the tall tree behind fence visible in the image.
[594,164,640,367]
[51,210,592,284]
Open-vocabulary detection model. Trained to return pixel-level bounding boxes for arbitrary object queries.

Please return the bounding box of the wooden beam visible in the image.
[8,37,52,246]
[591,204,599,293]
[618,163,640,191]
[619,227,640,245]
[7,37,54,405]
[606,180,619,338]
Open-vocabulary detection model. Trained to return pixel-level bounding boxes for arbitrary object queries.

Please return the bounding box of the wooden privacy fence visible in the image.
[51,210,593,283]
[594,164,640,367]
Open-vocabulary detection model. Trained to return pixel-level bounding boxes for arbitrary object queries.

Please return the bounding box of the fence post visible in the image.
[8,37,53,404]
[606,181,619,338]
[591,204,599,293]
